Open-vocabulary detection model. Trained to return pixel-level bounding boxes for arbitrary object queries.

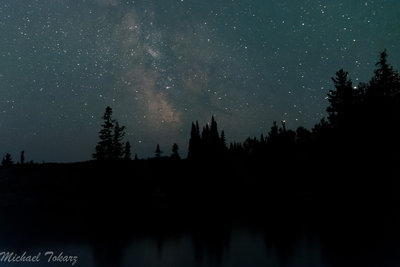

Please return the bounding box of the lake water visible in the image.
[1,210,399,267]
[0,228,323,267]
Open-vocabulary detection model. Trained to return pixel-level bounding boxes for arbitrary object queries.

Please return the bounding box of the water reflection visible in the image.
[0,210,399,267]
[102,227,325,267]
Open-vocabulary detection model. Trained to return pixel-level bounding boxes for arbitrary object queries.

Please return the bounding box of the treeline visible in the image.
[91,50,398,164]
[176,50,399,164]
[1,50,399,166]
[1,151,32,167]
[188,50,399,164]
[0,50,398,219]
[187,116,228,160]
[223,51,400,164]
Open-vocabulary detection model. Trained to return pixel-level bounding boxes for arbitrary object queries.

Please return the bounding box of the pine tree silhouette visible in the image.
[112,121,126,160]
[20,150,25,165]
[220,130,227,152]
[93,106,126,160]
[188,117,227,160]
[171,143,180,159]
[155,144,162,158]
[124,142,132,160]
[327,69,355,127]
[210,116,220,148]
[93,106,114,160]
[2,153,13,167]
[368,50,400,99]
[365,50,400,160]
[188,121,201,159]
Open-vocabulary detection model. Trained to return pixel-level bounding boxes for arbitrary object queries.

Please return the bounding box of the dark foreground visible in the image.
[0,159,399,266]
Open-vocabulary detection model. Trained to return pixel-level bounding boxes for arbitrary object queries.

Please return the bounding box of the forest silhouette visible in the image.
[0,50,399,267]
[0,50,399,220]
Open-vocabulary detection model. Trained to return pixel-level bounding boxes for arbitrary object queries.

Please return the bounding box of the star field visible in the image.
[0,0,399,162]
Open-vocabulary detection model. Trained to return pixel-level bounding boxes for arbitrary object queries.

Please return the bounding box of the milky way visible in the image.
[0,0,399,162]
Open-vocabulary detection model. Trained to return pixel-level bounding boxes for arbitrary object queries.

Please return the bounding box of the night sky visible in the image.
[0,0,399,162]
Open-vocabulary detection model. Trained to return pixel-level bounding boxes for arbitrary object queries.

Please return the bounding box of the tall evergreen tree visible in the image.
[187,117,226,160]
[366,50,400,158]
[210,116,220,147]
[188,121,201,159]
[93,106,114,160]
[155,144,162,158]
[220,130,227,150]
[202,124,211,157]
[124,141,132,160]
[171,143,180,159]
[202,124,211,144]
[20,150,25,165]
[112,121,126,159]
[327,69,354,127]
[368,50,400,99]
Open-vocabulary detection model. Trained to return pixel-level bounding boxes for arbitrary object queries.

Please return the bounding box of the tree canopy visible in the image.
[93,106,129,161]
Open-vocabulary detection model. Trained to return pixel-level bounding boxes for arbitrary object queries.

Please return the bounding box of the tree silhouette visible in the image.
[124,142,131,160]
[155,144,162,158]
[93,106,127,160]
[93,106,114,160]
[220,130,227,152]
[210,116,220,149]
[311,118,330,140]
[188,121,201,159]
[365,50,400,122]
[112,122,126,160]
[187,117,227,160]
[171,143,180,159]
[202,124,211,153]
[367,50,400,99]
[185,51,399,164]
[326,69,355,127]
[267,121,279,147]
[20,150,25,165]
[365,50,400,159]
[2,153,13,167]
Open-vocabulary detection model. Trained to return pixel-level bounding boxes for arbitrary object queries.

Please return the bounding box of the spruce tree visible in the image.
[171,143,180,159]
[220,130,227,150]
[368,50,400,99]
[327,69,354,127]
[20,151,25,165]
[93,106,114,160]
[124,141,132,160]
[366,50,400,158]
[155,144,162,158]
[188,121,201,159]
[112,121,126,160]
[210,116,220,147]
